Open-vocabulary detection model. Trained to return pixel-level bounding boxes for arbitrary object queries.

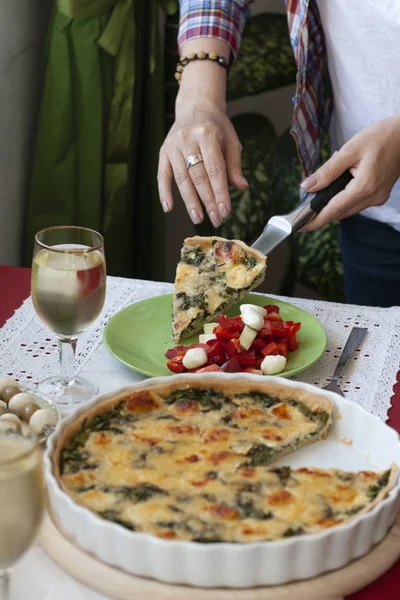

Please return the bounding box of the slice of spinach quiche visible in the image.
[172,236,267,342]
[55,379,396,543]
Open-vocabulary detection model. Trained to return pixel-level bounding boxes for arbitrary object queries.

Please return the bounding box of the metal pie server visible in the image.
[251,170,353,255]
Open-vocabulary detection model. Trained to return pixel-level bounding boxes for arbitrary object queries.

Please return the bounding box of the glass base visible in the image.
[36,376,98,406]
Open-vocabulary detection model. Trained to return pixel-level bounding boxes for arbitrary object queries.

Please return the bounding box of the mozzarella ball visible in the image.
[182,348,208,370]
[240,304,267,317]
[261,355,287,375]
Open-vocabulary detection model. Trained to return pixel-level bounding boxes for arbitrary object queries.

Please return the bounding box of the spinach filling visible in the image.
[243,255,257,270]
[181,246,205,266]
[111,483,167,503]
[61,418,91,474]
[236,491,273,520]
[98,510,136,531]
[288,400,330,428]
[176,292,207,312]
[245,444,279,467]
[343,506,363,517]
[234,392,280,409]
[272,466,291,486]
[283,527,304,537]
[165,387,225,410]
[367,470,390,500]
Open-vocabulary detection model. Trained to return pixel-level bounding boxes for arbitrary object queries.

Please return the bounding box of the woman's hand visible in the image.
[158,100,248,227]
[300,114,400,231]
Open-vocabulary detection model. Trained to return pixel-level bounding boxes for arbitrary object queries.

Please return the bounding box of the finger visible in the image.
[185,152,222,228]
[200,144,231,219]
[301,145,357,192]
[157,152,174,212]
[301,178,363,231]
[225,131,249,190]
[170,151,204,225]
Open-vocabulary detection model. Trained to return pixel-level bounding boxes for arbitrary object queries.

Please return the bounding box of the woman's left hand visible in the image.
[300,114,400,231]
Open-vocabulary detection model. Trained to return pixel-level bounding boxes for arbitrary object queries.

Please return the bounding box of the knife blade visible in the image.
[251,170,353,256]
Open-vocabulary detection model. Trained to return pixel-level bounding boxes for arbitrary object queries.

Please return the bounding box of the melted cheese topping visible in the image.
[172,238,266,341]
[60,387,392,543]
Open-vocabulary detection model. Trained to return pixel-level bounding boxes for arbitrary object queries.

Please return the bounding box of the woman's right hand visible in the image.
[158,42,249,228]
[158,101,248,227]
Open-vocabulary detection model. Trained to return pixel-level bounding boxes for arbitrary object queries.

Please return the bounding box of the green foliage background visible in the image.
[165,10,345,302]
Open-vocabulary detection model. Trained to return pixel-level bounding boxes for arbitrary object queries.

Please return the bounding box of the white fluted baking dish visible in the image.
[44,373,400,588]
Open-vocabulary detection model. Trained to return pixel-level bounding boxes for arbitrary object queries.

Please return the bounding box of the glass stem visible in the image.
[58,337,77,386]
[0,570,10,600]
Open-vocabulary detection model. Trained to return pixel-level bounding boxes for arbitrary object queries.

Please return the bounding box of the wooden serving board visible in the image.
[40,510,400,600]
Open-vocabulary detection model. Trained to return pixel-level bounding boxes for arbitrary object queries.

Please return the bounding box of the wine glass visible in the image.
[31,226,106,405]
[0,421,44,600]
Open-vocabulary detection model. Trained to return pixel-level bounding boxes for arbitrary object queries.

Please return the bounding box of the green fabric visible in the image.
[58,0,116,18]
[25,0,177,278]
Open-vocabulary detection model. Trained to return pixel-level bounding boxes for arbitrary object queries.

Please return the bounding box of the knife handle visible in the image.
[309,170,353,215]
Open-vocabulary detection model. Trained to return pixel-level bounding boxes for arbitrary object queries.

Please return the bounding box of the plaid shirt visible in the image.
[178,0,333,176]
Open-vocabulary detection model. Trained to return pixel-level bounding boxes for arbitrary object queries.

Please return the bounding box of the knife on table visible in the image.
[251,170,353,255]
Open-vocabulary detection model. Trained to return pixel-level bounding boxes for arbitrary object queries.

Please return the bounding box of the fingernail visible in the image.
[162,201,170,213]
[300,174,317,190]
[218,203,229,219]
[209,211,222,228]
[190,209,202,224]
[240,174,249,187]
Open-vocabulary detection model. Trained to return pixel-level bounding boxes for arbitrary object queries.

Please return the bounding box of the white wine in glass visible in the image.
[31,226,106,405]
[0,423,44,600]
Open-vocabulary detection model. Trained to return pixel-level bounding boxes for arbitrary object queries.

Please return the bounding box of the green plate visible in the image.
[103,293,327,378]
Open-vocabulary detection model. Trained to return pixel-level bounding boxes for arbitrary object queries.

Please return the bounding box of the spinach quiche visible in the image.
[172,236,266,342]
[54,379,396,543]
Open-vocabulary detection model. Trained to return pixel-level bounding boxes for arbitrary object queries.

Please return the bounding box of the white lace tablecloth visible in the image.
[2,275,400,600]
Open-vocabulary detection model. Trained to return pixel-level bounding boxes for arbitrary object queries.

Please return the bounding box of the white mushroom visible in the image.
[0,400,7,411]
[0,420,20,434]
[0,413,22,427]
[0,377,19,394]
[29,408,57,434]
[8,392,39,416]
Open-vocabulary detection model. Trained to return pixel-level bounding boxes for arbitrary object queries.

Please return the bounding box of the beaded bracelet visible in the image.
[175,51,229,84]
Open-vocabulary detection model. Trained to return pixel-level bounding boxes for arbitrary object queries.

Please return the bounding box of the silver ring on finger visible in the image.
[185,154,204,169]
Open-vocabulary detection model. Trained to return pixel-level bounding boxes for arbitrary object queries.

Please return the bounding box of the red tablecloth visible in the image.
[0,264,399,599]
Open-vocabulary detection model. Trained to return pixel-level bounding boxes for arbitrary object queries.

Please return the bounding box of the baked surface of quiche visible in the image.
[172,236,267,342]
[53,380,396,543]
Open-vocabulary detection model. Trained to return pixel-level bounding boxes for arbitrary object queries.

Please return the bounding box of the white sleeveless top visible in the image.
[316,0,400,232]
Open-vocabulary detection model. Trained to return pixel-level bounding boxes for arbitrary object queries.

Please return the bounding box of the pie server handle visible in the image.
[308,169,354,217]
[282,169,354,233]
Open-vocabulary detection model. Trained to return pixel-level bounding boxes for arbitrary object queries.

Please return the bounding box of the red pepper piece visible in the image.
[205,339,227,364]
[263,304,280,315]
[236,352,256,368]
[250,338,268,352]
[166,356,186,373]
[225,338,242,357]
[260,341,279,357]
[261,320,288,338]
[196,364,223,373]
[264,312,282,322]
[165,345,187,359]
[214,325,239,341]
[243,368,263,375]
[217,315,244,333]
[275,340,288,359]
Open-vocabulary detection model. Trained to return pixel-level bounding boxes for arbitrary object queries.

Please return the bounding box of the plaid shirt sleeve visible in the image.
[178,1,250,58]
